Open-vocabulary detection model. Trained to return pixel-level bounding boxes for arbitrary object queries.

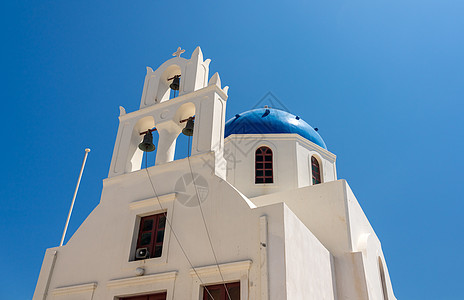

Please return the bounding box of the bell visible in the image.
[169,76,180,91]
[182,117,194,136]
[138,131,156,152]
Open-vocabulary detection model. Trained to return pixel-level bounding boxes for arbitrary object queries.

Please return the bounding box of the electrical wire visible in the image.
[143,152,215,300]
[186,136,233,300]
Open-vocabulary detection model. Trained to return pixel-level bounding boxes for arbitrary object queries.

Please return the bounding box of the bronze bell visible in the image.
[138,130,156,152]
[182,117,194,136]
[170,76,180,91]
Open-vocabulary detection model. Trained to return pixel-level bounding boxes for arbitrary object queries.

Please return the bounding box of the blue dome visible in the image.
[224,108,327,149]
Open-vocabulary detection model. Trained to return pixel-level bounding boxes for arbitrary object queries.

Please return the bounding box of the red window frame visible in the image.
[203,282,240,300]
[136,213,166,259]
[255,147,273,184]
[311,156,321,185]
[120,292,167,300]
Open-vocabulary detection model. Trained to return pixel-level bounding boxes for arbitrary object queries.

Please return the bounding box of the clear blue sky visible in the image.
[1,0,463,299]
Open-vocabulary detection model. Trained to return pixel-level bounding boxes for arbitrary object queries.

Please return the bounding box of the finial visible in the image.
[119,106,126,116]
[172,47,185,57]
[208,72,222,88]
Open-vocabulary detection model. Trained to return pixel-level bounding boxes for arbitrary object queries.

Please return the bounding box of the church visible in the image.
[33,47,397,300]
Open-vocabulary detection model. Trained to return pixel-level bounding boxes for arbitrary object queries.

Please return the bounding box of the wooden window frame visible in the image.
[136,213,166,260]
[189,260,251,300]
[203,282,240,300]
[120,292,167,300]
[311,156,322,185]
[255,146,273,184]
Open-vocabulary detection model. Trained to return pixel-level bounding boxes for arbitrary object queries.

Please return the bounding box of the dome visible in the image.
[224,108,327,149]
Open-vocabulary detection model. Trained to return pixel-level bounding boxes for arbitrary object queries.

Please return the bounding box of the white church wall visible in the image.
[225,134,337,198]
[35,155,395,300]
[345,184,397,300]
[295,141,337,188]
[283,205,335,300]
[251,180,396,299]
[35,152,298,300]
[251,180,351,256]
[322,158,336,182]
[224,134,299,198]
[49,282,98,300]
[294,138,337,185]
[250,179,397,299]
[332,252,369,300]
[356,234,395,300]
[296,142,311,187]
[33,248,58,300]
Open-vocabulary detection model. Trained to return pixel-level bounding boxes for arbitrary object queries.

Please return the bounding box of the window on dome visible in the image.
[255,147,273,184]
[311,156,322,185]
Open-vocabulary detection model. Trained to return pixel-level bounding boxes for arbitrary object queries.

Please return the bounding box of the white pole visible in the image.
[60,148,91,246]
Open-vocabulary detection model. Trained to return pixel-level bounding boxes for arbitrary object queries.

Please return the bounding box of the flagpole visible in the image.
[60,148,91,246]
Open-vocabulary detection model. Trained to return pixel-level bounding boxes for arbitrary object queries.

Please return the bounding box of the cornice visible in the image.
[107,271,177,289]
[129,193,176,210]
[118,85,227,123]
[224,134,336,161]
[189,260,252,277]
[103,151,215,187]
[52,282,97,296]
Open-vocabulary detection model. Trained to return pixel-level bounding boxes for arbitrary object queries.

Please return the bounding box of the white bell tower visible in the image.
[108,46,229,178]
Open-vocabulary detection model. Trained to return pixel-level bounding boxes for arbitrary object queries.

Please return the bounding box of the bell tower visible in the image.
[108,46,229,178]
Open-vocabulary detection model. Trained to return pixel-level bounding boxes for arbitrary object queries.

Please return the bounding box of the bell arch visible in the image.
[173,102,196,161]
[158,64,182,103]
[140,46,211,109]
[129,116,155,172]
[174,102,196,124]
[153,102,196,165]
[142,63,183,107]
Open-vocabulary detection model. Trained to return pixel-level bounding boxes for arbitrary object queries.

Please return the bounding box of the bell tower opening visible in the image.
[140,127,159,169]
[159,65,182,103]
[125,115,156,173]
[173,102,196,161]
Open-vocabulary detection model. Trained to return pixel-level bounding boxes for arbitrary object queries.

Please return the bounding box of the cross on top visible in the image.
[172,47,185,57]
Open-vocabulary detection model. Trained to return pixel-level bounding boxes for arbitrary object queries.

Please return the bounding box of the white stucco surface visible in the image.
[283,205,335,300]
[34,47,396,300]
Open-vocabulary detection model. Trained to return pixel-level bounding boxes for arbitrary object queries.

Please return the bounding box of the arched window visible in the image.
[311,156,322,185]
[255,147,273,184]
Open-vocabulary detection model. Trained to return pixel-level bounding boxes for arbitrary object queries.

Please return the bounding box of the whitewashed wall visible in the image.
[34,154,339,300]
[224,134,336,198]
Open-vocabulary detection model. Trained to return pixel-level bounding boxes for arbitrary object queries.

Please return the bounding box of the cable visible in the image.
[186,136,233,300]
[144,152,215,299]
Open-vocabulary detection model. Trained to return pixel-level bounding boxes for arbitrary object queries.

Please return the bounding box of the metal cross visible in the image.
[172,47,185,57]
